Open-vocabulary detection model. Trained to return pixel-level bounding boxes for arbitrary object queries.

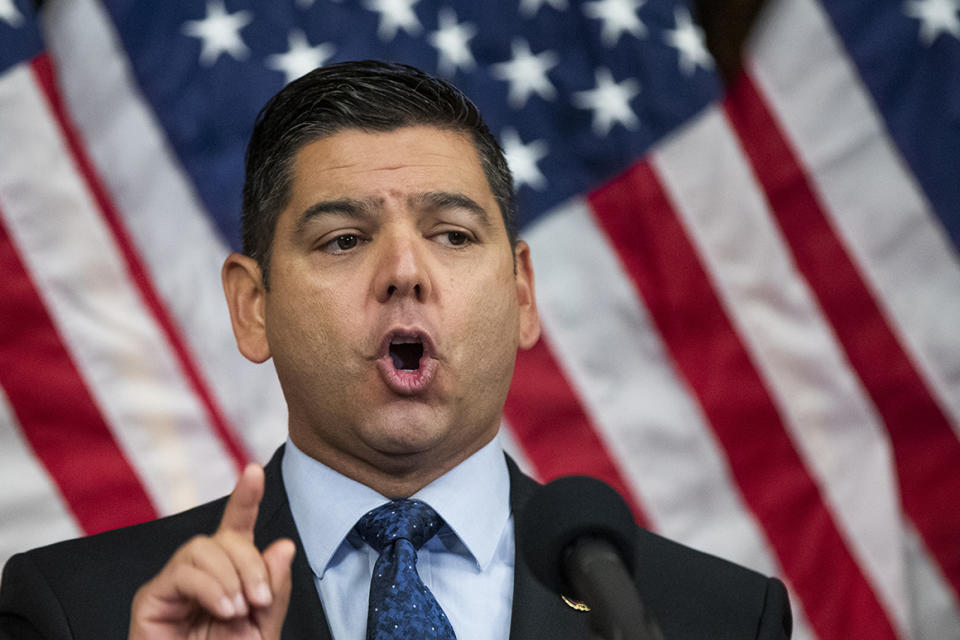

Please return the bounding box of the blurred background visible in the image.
[1,0,958,638]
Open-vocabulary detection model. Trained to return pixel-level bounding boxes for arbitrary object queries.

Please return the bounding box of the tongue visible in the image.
[390,343,423,370]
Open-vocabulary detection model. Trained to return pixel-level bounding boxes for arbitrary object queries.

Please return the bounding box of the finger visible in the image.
[180,536,248,615]
[218,463,264,536]
[150,562,245,620]
[264,539,295,603]
[215,529,273,608]
[253,539,296,639]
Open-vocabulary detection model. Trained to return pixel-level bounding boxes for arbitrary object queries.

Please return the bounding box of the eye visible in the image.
[335,234,359,250]
[435,230,472,247]
[319,233,363,254]
[447,231,469,246]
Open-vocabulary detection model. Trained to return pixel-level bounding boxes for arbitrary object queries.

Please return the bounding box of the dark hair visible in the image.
[242,60,517,287]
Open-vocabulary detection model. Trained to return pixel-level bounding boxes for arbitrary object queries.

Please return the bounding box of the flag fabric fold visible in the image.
[1,0,958,637]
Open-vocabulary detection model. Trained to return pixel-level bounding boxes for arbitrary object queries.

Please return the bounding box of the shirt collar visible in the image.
[281,433,511,578]
[410,434,511,572]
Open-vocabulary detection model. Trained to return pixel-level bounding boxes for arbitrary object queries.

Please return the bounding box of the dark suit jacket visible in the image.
[0,446,791,639]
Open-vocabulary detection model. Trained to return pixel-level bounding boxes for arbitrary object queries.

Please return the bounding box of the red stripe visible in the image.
[505,335,650,527]
[588,160,900,640]
[725,71,960,601]
[29,54,250,472]
[0,212,158,534]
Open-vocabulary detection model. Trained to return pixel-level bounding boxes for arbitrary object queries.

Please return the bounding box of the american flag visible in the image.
[1,0,958,637]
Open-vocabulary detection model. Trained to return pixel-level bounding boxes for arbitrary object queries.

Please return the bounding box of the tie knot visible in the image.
[355,499,444,552]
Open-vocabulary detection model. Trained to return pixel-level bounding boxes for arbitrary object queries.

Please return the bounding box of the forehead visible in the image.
[286,126,493,204]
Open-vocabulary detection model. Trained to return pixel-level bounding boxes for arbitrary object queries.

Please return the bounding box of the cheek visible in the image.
[267,282,352,365]
[457,278,520,371]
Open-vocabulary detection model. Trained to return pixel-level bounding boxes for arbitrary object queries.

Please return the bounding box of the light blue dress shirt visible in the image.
[281,434,515,640]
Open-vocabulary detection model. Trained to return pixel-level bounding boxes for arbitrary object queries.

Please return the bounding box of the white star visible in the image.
[428,8,476,76]
[181,0,252,66]
[266,30,336,84]
[582,0,647,47]
[904,0,960,45]
[501,129,549,191]
[572,67,641,136]
[491,39,559,109]
[664,7,714,75]
[364,0,422,41]
[0,0,24,28]
[519,0,568,18]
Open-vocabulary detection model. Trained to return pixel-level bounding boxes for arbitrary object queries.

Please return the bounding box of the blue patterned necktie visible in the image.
[355,499,457,640]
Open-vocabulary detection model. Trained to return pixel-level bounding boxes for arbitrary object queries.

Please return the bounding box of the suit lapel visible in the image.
[507,458,591,640]
[256,446,333,640]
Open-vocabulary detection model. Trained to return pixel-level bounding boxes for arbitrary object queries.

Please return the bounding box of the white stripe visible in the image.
[41,0,288,463]
[0,65,235,515]
[653,104,910,637]
[747,0,960,440]
[525,200,816,639]
[0,386,82,574]
[525,200,764,564]
[526,200,772,567]
[903,522,960,640]
[747,0,960,631]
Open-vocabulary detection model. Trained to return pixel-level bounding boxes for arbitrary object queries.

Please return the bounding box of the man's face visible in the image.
[241,126,539,484]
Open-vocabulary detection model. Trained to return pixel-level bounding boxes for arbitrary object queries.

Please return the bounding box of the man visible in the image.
[0,61,792,639]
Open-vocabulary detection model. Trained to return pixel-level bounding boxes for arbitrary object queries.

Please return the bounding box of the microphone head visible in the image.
[516,476,638,594]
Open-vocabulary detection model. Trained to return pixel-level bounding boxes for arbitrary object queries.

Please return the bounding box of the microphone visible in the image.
[516,476,664,640]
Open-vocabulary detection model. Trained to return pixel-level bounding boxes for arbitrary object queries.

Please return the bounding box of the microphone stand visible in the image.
[566,537,665,640]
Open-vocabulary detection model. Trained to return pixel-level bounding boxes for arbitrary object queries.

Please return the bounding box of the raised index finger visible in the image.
[218,463,265,536]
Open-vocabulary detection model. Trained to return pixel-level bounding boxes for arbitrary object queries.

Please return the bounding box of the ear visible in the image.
[513,240,541,349]
[222,252,271,363]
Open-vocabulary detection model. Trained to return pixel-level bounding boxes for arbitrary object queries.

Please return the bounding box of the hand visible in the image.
[128,464,296,640]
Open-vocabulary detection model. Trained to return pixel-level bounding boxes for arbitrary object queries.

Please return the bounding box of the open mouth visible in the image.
[389,338,424,371]
[377,329,437,394]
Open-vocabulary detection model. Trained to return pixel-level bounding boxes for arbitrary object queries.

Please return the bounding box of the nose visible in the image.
[372,228,432,304]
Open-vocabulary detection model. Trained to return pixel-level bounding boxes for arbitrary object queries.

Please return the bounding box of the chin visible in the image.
[373,427,449,456]
[361,409,450,456]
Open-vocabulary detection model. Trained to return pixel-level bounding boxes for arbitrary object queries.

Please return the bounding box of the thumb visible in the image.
[254,538,296,639]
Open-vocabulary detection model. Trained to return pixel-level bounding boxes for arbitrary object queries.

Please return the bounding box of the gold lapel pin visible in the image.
[561,594,591,612]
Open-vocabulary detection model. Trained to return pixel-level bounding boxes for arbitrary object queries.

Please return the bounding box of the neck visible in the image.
[289,430,497,498]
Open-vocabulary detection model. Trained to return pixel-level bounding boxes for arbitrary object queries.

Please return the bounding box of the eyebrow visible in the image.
[409,191,492,228]
[294,191,493,235]
[294,198,380,235]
